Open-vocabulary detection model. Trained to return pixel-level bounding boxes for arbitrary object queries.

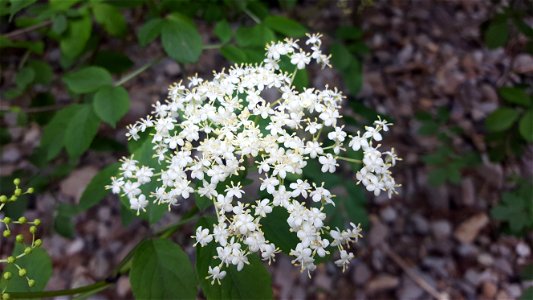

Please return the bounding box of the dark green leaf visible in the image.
[79,163,120,210]
[343,59,362,95]
[60,11,92,60]
[28,60,53,85]
[196,219,273,300]
[161,17,203,63]
[8,0,36,21]
[519,110,533,142]
[484,17,508,49]
[235,25,275,47]
[330,42,352,71]
[92,3,127,37]
[137,18,163,47]
[40,104,82,160]
[14,66,35,89]
[261,207,298,253]
[336,26,363,41]
[63,66,113,94]
[520,288,533,300]
[93,50,134,74]
[221,45,248,63]
[264,15,306,37]
[52,14,68,35]
[130,239,198,300]
[214,20,232,43]
[485,107,520,132]
[93,85,130,127]
[65,104,101,158]
[498,87,530,106]
[0,243,52,292]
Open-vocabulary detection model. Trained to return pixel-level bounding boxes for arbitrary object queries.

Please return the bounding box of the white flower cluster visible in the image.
[109,33,399,284]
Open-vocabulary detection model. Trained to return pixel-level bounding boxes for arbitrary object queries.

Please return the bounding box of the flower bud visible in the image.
[2,217,11,224]
[2,293,9,300]
[34,219,41,226]
[28,279,35,287]
[6,256,15,264]
[15,234,24,243]
[24,247,32,255]
[26,187,34,194]
[29,226,37,234]
[3,230,10,238]
[3,272,12,280]
[13,178,20,186]
[18,268,27,277]
[14,189,21,197]
[0,195,7,203]
[34,239,42,247]
[17,217,26,224]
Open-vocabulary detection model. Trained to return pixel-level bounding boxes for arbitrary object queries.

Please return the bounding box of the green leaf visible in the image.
[519,110,533,142]
[485,107,520,132]
[484,17,508,49]
[65,104,101,158]
[220,45,248,63]
[161,18,203,63]
[93,50,134,74]
[92,3,127,37]
[93,85,130,127]
[498,87,530,106]
[60,11,92,60]
[330,42,352,71]
[137,18,163,47]
[264,15,306,37]
[336,26,363,41]
[15,66,35,89]
[28,60,53,85]
[79,163,120,210]
[130,239,198,300]
[52,14,68,35]
[343,59,363,95]
[520,288,533,300]
[214,20,232,43]
[63,66,113,94]
[261,207,298,253]
[235,25,275,47]
[54,204,77,238]
[40,104,82,160]
[8,0,36,21]
[196,219,273,300]
[0,243,52,292]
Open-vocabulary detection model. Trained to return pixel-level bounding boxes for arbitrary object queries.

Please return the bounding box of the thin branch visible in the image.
[4,20,52,39]
[243,8,261,24]
[0,104,69,114]
[114,56,162,86]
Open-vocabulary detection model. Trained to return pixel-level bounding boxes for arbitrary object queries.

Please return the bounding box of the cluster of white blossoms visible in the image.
[109,33,399,284]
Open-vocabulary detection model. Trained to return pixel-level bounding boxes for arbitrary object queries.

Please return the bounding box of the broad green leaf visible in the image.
[137,18,163,47]
[498,87,530,106]
[93,50,134,74]
[15,66,35,89]
[51,14,68,35]
[264,15,306,37]
[92,3,126,37]
[235,25,275,47]
[65,104,101,158]
[519,110,533,142]
[63,66,113,94]
[161,18,203,63]
[0,243,52,292]
[79,163,120,210]
[54,203,77,238]
[343,59,363,95]
[214,20,232,43]
[330,42,352,71]
[28,60,53,85]
[60,11,92,60]
[130,239,198,300]
[196,218,273,300]
[261,207,298,253]
[485,107,519,132]
[484,17,508,49]
[93,85,130,127]
[8,0,36,21]
[40,104,82,160]
[221,45,248,63]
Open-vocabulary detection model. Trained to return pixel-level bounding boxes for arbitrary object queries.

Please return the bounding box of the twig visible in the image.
[243,8,261,24]
[4,20,52,39]
[114,56,162,86]
[382,244,449,300]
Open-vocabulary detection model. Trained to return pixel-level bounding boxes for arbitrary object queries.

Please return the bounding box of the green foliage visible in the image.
[93,86,130,128]
[416,109,480,186]
[491,179,533,235]
[79,163,120,210]
[62,67,113,94]
[196,218,273,300]
[331,26,366,95]
[484,15,508,49]
[263,15,307,37]
[64,104,100,158]
[130,239,198,300]
[161,16,203,63]
[0,244,52,293]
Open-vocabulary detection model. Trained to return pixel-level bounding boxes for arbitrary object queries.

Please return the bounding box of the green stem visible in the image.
[9,281,111,299]
[203,44,222,50]
[243,8,261,24]
[336,156,362,163]
[114,56,162,86]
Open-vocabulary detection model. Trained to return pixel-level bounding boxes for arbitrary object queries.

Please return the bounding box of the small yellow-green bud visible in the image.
[3,217,11,224]
[28,279,35,287]
[3,230,10,238]
[29,226,36,234]
[9,196,16,202]
[3,272,12,280]
[15,234,24,243]
[14,189,22,197]
[17,217,27,224]
[13,178,20,186]
[0,195,7,203]
[26,187,34,194]
[2,292,10,300]
[34,239,42,247]
[24,247,32,255]
[7,256,15,264]
[34,219,41,226]
[18,268,27,277]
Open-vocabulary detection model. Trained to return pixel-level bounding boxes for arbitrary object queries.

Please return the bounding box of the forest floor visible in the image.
[1,0,532,299]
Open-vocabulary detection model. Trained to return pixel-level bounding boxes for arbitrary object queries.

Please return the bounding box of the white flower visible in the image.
[194,226,213,246]
[318,154,337,173]
[207,266,226,285]
[290,51,311,69]
[335,250,354,272]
